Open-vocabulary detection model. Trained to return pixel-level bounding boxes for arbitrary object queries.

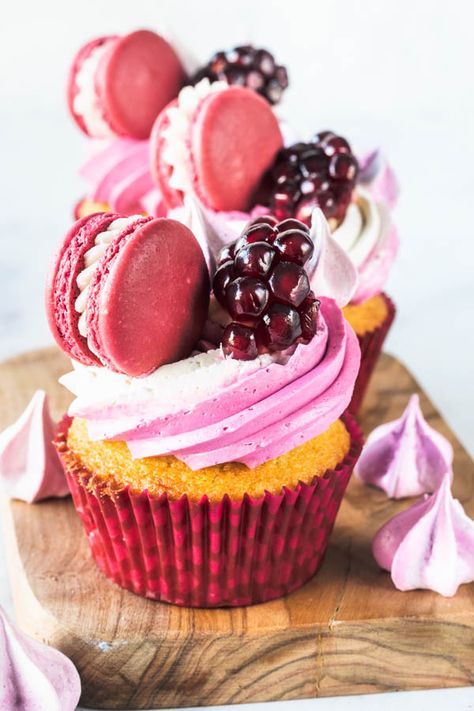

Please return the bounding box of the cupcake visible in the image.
[257,133,399,414]
[48,207,362,607]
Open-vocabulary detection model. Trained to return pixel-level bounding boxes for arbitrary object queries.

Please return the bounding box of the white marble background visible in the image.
[0,1,473,709]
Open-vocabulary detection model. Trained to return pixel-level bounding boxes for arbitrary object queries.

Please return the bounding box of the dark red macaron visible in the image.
[150,84,284,212]
[67,30,186,139]
[46,213,210,377]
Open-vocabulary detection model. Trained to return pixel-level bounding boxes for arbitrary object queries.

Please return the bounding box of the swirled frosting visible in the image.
[0,391,69,503]
[61,298,360,469]
[373,473,474,597]
[0,604,81,710]
[358,148,399,210]
[356,394,453,498]
[332,187,398,304]
[79,138,163,215]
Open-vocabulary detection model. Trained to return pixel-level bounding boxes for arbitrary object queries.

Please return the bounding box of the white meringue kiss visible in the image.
[373,473,474,597]
[0,605,81,710]
[356,394,453,498]
[0,391,69,503]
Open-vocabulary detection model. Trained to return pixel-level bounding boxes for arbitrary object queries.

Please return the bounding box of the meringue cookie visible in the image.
[373,472,474,597]
[355,394,453,498]
[0,390,69,503]
[358,148,399,210]
[307,208,358,307]
[0,605,81,710]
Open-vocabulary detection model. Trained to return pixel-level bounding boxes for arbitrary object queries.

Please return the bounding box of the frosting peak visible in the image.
[0,605,81,710]
[373,473,474,597]
[0,391,69,503]
[356,394,453,498]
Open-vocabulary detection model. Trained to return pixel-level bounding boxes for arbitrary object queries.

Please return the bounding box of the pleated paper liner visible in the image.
[56,413,363,608]
[348,293,396,415]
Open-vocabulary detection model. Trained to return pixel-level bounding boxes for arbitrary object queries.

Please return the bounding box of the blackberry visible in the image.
[257,131,359,225]
[190,45,289,105]
[214,216,320,359]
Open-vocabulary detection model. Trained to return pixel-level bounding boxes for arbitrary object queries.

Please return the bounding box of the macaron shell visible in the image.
[45,212,119,366]
[191,86,283,211]
[86,218,210,376]
[149,100,183,208]
[97,30,186,139]
[67,36,117,136]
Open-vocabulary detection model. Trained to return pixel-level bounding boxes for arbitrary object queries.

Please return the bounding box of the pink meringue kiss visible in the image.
[0,390,69,503]
[0,605,81,710]
[355,394,453,498]
[373,472,474,597]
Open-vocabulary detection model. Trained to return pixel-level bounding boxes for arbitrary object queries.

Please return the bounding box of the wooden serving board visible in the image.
[0,347,473,710]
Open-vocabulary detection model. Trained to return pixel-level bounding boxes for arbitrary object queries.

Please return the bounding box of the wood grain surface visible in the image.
[0,347,473,709]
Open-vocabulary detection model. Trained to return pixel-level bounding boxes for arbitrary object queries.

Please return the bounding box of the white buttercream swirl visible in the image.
[161,78,227,194]
[74,215,142,337]
[73,40,115,138]
[332,187,398,303]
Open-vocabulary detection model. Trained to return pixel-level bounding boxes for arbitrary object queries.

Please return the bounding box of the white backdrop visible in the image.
[0,3,473,709]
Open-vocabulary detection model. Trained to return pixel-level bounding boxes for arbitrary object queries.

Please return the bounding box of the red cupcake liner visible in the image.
[56,413,363,608]
[348,293,396,415]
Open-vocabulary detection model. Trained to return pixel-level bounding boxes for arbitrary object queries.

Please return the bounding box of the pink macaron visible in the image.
[46,213,210,377]
[150,83,284,212]
[67,30,186,139]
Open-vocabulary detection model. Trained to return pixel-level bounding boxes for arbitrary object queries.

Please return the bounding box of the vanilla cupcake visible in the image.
[51,208,363,607]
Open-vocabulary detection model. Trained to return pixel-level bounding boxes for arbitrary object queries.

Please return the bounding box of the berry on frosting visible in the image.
[190,45,289,105]
[257,132,359,226]
[213,216,320,359]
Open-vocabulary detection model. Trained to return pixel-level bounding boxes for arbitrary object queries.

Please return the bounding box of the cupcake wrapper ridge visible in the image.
[348,292,396,415]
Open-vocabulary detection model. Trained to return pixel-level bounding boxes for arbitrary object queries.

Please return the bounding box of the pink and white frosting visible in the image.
[73,39,116,139]
[79,138,164,215]
[373,472,474,597]
[0,391,69,503]
[358,148,399,210]
[61,297,360,470]
[0,605,81,710]
[332,187,399,304]
[356,394,453,499]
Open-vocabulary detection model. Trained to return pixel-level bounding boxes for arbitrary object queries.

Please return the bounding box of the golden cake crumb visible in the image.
[343,293,389,336]
[67,417,351,501]
[75,199,111,219]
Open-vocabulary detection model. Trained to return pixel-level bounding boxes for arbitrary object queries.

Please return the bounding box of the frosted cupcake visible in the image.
[257,133,398,414]
[49,207,362,607]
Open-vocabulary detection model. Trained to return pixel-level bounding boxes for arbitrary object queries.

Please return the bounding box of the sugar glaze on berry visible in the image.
[214,216,320,360]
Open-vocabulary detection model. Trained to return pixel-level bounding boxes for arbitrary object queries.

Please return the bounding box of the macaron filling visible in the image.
[160,78,227,195]
[74,215,142,339]
[72,38,116,138]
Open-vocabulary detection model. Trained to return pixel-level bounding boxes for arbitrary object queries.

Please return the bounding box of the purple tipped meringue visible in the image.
[0,390,69,503]
[0,605,81,710]
[373,472,474,597]
[355,394,453,498]
[358,148,399,210]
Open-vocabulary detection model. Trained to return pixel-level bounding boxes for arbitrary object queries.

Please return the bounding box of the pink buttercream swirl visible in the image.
[79,138,164,215]
[69,298,360,470]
